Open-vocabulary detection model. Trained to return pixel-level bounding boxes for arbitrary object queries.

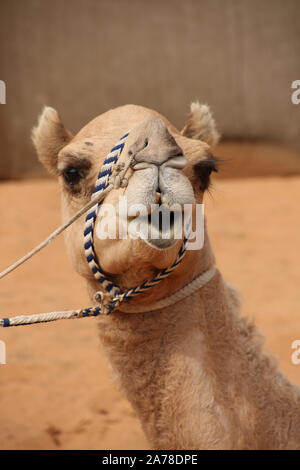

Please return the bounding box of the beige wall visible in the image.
[0,0,299,178]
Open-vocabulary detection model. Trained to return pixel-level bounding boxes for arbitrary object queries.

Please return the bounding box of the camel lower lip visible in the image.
[129,207,183,249]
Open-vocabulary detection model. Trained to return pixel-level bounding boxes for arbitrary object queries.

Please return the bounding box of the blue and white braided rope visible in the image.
[84,132,129,297]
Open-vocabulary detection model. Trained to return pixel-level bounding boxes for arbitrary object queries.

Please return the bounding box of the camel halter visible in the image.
[0,132,216,327]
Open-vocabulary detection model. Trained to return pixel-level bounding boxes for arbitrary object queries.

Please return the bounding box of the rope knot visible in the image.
[94,290,118,315]
[109,156,134,190]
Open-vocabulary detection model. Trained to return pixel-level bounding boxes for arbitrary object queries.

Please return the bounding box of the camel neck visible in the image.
[96,268,300,449]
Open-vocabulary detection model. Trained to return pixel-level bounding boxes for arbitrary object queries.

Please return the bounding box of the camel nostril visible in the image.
[144,138,148,147]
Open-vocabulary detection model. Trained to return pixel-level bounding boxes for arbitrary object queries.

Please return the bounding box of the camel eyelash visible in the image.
[58,156,91,178]
[193,154,219,191]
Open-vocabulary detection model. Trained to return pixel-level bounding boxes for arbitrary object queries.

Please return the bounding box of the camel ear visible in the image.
[32,106,73,175]
[181,102,220,147]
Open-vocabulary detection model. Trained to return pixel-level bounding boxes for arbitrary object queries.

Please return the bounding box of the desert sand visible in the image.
[0,175,299,449]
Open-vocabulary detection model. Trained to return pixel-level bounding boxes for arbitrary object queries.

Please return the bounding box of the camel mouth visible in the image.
[129,205,183,250]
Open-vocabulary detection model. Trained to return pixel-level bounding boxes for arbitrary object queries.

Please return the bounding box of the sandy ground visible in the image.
[0,175,299,449]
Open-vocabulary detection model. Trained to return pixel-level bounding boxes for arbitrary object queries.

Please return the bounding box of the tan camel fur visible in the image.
[32,103,300,450]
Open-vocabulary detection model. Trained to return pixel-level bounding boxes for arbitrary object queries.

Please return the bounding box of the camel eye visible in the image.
[62,167,84,186]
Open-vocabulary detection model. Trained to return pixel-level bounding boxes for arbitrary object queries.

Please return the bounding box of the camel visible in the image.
[32,103,300,450]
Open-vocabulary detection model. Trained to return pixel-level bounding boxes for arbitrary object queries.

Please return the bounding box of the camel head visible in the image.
[32,104,219,301]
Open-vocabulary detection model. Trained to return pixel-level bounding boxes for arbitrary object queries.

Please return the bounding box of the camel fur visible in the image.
[32,103,300,450]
